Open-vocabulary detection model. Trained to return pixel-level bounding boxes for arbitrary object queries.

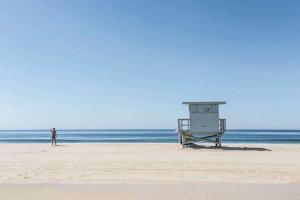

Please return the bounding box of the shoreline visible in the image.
[0,139,300,146]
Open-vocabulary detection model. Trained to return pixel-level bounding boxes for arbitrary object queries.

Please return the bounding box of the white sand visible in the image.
[0,143,299,199]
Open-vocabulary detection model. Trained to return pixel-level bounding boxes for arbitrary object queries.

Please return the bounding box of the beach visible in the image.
[0,143,300,199]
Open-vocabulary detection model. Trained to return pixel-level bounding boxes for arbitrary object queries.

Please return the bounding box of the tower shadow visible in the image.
[186,143,271,151]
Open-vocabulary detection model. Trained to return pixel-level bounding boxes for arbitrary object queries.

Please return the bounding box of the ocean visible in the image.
[0,129,300,144]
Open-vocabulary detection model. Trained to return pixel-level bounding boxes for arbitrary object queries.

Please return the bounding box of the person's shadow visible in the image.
[185,143,271,151]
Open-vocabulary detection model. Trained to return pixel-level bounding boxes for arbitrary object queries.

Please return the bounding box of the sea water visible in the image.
[0,129,300,143]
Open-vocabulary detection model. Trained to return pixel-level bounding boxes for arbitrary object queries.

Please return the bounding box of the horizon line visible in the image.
[0,129,300,132]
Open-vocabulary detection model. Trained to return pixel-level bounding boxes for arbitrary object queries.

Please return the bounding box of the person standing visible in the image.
[50,128,57,146]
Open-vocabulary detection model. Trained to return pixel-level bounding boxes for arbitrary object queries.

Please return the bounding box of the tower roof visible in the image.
[182,101,226,105]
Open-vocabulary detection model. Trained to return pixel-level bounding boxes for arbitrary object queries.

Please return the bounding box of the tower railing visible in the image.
[177,119,190,132]
[177,118,226,147]
[178,118,226,133]
[219,118,226,132]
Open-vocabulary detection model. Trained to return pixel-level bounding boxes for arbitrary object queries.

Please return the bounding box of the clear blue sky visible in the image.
[0,0,299,129]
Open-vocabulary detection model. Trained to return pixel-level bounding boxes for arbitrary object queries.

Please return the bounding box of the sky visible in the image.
[0,0,299,129]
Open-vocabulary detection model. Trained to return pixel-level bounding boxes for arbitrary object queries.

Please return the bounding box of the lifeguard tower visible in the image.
[178,101,226,148]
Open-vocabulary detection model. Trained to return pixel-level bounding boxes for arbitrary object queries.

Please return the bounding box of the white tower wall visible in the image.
[189,104,220,132]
